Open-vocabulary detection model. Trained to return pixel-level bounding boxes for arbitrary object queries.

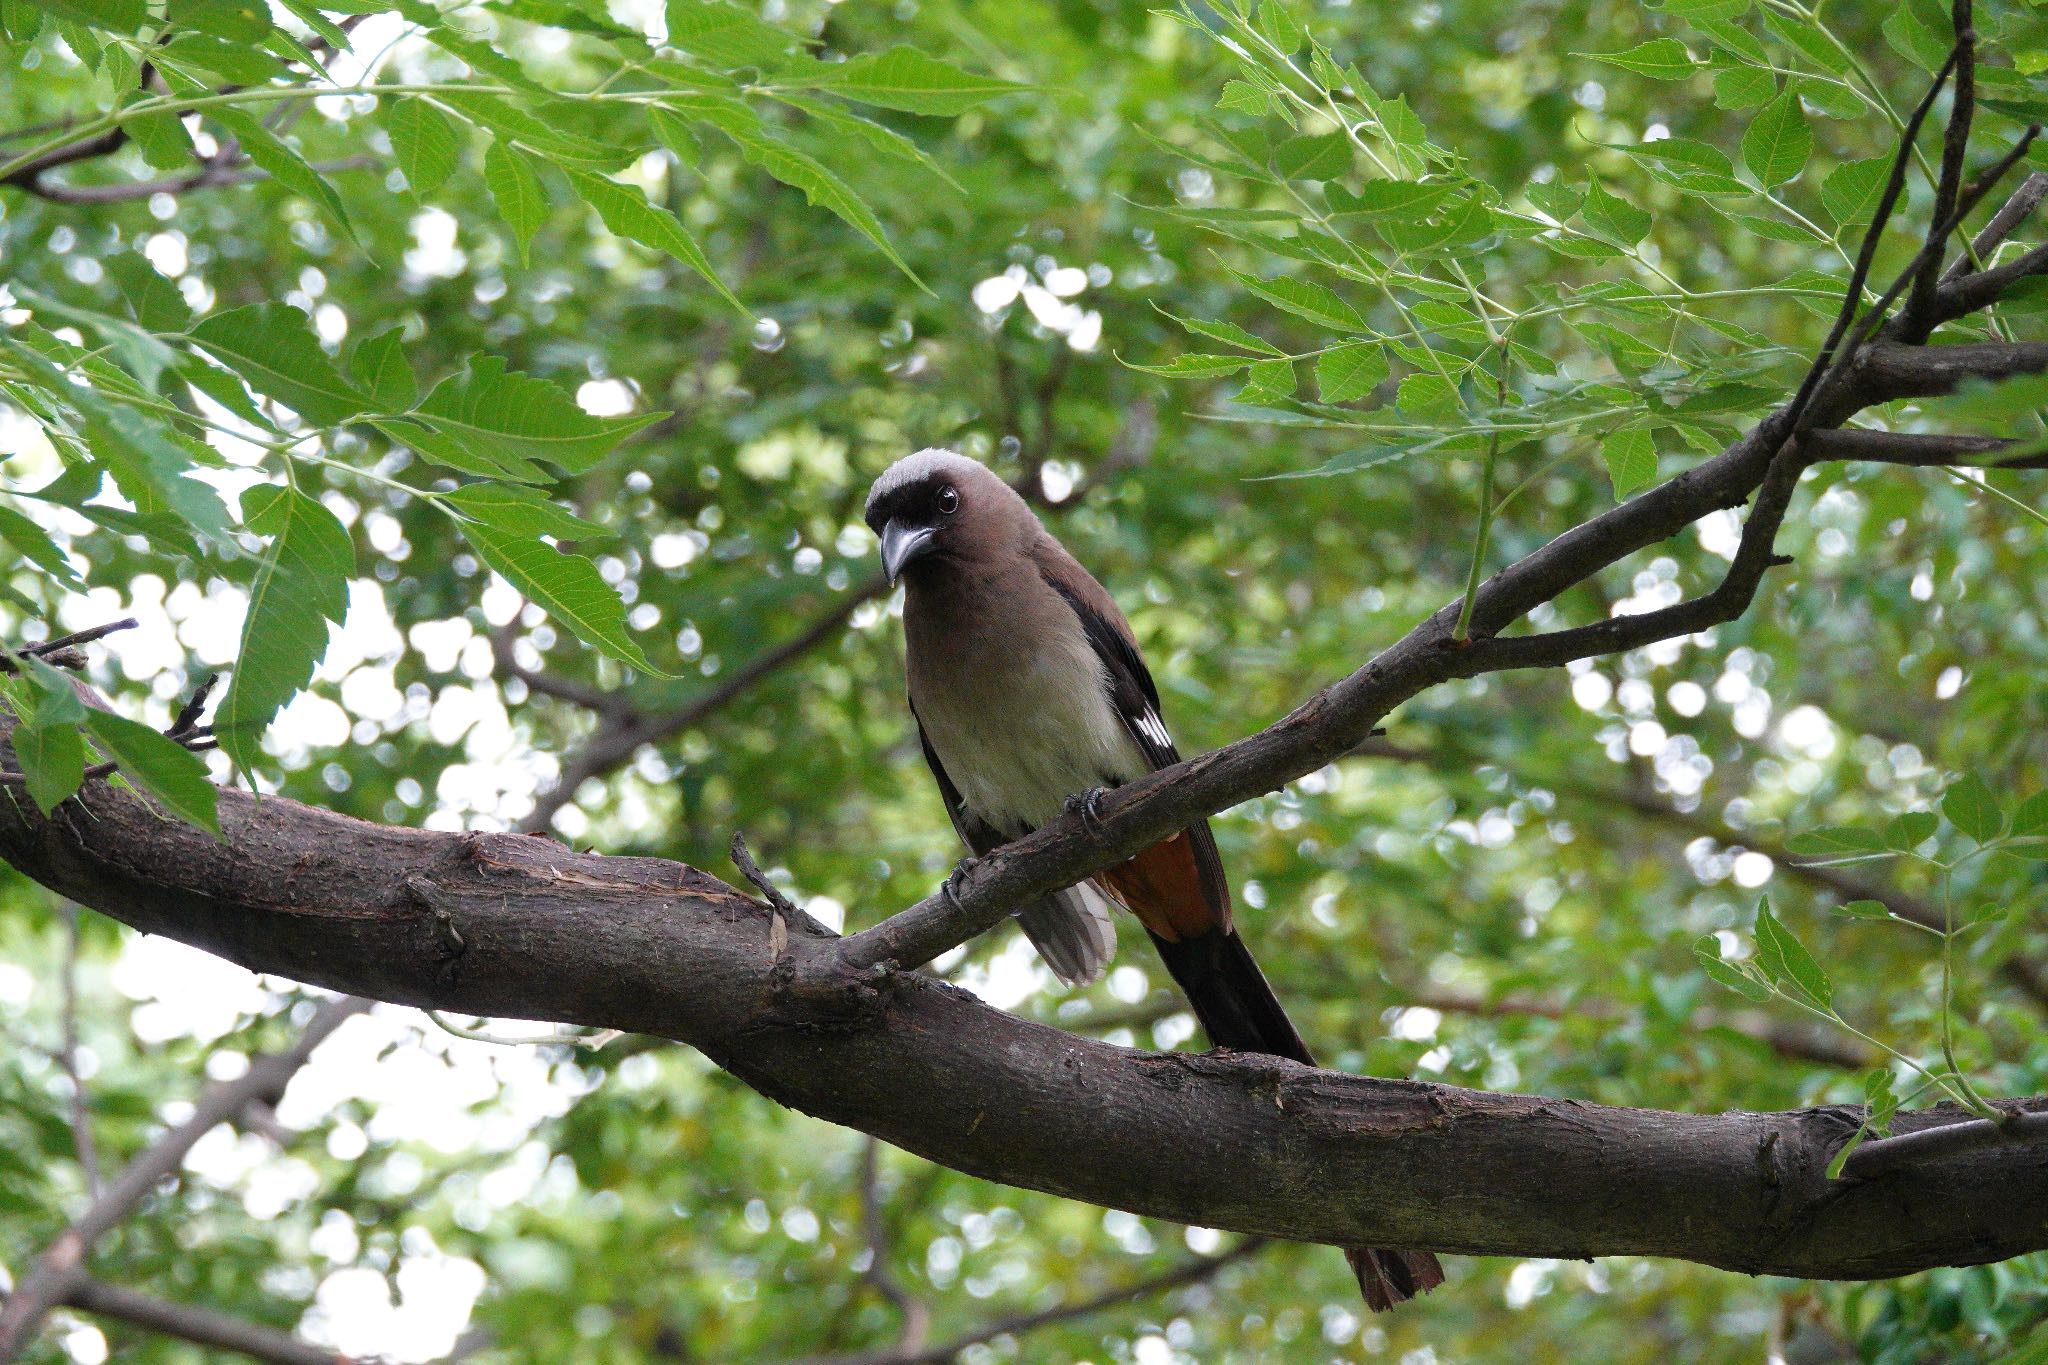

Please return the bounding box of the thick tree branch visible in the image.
[0,995,369,1361]
[4,760,2047,1281]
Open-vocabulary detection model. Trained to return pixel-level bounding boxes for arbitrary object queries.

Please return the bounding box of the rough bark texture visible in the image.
[6,749,2044,1281]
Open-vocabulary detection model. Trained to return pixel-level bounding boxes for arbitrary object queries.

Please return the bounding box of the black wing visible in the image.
[1038,574,1181,771]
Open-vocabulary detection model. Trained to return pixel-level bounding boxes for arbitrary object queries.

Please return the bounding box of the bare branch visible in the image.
[854,1140,930,1355]
[20,155,377,205]
[1941,170,2048,283]
[0,996,370,1361]
[1902,0,1977,335]
[57,905,100,1197]
[783,1240,1263,1365]
[1842,1104,2048,1180]
[57,1276,352,1365]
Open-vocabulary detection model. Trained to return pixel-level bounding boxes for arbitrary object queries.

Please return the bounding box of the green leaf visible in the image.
[190,304,368,426]
[413,356,665,477]
[1821,156,1890,228]
[382,96,461,199]
[1160,310,1286,356]
[458,520,665,675]
[774,46,1029,116]
[11,722,85,814]
[1582,177,1650,245]
[483,138,550,265]
[1585,39,1698,80]
[350,326,417,413]
[1835,899,1893,920]
[203,103,356,243]
[1864,1068,1899,1133]
[1942,773,2004,843]
[1396,372,1460,422]
[1273,132,1349,180]
[1785,825,1887,855]
[127,110,195,170]
[442,483,608,540]
[1882,0,1953,72]
[663,0,798,67]
[1235,272,1365,331]
[1235,357,1296,404]
[215,485,354,774]
[1601,427,1657,498]
[1694,935,1772,1002]
[1123,353,1250,378]
[1742,91,1811,187]
[1325,179,1456,219]
[0,500,84,589]
[733,133,925,289]
[2012,790,2048,837]
[83,710,218,834]
[1315,343,1389,404]
[568,169,748,315]
[1754,895,1833,1006]
[1712,66,1776,111]
[1882,810,1937,851]
[1825,1128,1865,1180]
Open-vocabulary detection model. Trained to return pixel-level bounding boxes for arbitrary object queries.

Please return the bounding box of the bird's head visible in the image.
[863,449,1025,583]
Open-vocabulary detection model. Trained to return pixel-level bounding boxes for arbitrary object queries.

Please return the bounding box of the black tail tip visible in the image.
[1346,1247,1447,1311]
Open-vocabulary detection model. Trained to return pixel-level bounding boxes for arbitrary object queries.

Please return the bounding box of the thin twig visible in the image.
[56,1276,352,1365]
[57,905,100,1196]
[856,1139,930,1355]
[22,621,139,658]
[730,832,800,918]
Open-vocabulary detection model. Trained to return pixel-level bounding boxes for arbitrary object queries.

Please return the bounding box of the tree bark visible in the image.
[4,745,2044,1282]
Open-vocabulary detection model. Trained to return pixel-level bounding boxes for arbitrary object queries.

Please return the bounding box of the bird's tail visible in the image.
[1145,925,1445,1312]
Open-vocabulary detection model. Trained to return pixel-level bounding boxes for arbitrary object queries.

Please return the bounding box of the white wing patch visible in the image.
[1134,706,1173,753]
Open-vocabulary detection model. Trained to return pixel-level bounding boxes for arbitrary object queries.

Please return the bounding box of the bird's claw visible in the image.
[1065,787,1110,843]
[942,857,977,911]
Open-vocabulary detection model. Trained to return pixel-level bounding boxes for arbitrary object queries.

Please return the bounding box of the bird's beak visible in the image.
[879,519,936,583]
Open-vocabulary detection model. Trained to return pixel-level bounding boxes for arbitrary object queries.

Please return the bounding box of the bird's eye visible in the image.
[936,485,960,515]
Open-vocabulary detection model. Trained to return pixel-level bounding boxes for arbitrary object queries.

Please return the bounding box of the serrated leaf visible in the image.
[1315,342,1388,403]
[1586,38,1697,79]
[1236,272,1365,331]
[664,0,798,67]
[1694,935,1772,1001]
[190,303,367,426]
[414,356,665,476]
[1743,91,1811,187]
[1835,899,1893,920]
[0,501,84,589]
[1943,773,2004,843]
[382,96,460,199]
[1274,132,1349,180]
[483,138,549,265]
[11,722,85,814]
[1236,357,1296,403]
[1124,353,1250,378]
[1785,825,1887,855]
[734,133,924,289]
[1161,310,1286,356]
[568,169,747,314]
[1826,156,1884,229]
[1396,372,1459,422]
[1754,895,1833,1006]
[127,110,194,170]
[1713,66,1775,110]
[215,485,354,774]
[443,483,608,539]
[203,103,356,244]
[1882,0,1952,72]
[458,520,665,675]
[350,326,416,412]
[1583,177,1650,245]
[1602,427,1657,498]
[83,710,217,834]
[773,46,1029,115]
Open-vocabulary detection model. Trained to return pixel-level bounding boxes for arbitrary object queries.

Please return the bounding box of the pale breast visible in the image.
[908,594,1151,837]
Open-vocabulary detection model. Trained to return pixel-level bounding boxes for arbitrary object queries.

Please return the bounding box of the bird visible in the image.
[864,448,1444,1311]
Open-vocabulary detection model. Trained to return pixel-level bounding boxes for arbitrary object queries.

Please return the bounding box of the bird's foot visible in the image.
[941,856,977,912]
[1064,787,1111,843]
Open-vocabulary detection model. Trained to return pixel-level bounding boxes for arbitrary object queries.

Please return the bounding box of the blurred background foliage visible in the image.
[1,0,2047,1359]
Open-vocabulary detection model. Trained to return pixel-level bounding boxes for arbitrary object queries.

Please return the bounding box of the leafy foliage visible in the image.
[2,0,2048,1360]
